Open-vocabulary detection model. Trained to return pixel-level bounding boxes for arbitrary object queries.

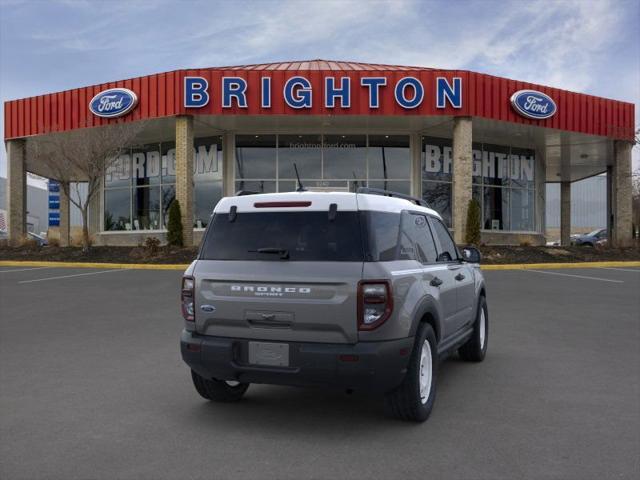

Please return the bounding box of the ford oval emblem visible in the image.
[510,89,556,120]
[200,305,216,313]
[89,88,138,118]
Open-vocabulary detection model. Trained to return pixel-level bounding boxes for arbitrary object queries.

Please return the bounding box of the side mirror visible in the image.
[462,246,481,264]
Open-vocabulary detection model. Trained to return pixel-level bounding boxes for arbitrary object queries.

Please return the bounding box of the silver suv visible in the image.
[180,188,488,422]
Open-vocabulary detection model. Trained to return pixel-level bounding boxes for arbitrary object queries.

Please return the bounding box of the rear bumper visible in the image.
[181,330,413,393]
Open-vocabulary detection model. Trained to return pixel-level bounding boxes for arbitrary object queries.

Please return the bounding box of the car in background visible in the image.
[0,230,48,246]
[571,229,607,247]
[27,231,48,246]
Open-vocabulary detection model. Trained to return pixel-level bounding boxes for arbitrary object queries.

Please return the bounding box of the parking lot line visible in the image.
[0,267,53,273]
[526,269,624,283]
[598,267,640,273]
[18,269,126,284]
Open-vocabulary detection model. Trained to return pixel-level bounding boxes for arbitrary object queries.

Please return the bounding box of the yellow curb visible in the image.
[1,260,639,271]
[481,261,640,270]
[0,260,190,270]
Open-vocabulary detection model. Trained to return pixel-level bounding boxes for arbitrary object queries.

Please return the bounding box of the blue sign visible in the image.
[89,88,138,118]
[510,90,556,120]
[49,198,60,210]
[48,212,60,227]
[48,181,60,193]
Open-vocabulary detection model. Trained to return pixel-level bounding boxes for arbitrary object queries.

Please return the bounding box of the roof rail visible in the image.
[356,187,430,208]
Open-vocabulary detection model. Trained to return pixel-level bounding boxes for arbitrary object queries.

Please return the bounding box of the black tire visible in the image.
[459,295,488,362]
[191,370,249,402]
[384,324,438,422]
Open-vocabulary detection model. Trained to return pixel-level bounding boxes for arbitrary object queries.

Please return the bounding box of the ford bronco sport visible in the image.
[180,188,487,422]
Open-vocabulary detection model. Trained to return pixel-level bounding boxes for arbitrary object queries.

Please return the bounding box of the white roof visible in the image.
[214,191,442,219]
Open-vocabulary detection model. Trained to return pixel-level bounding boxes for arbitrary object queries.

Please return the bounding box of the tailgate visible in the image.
[194,260,363,344]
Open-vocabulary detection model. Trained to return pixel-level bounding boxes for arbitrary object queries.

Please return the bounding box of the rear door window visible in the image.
[430,217,459,262]
[200,211,364,261]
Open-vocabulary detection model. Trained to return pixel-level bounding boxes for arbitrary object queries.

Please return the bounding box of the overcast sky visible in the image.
[1,0,638,181]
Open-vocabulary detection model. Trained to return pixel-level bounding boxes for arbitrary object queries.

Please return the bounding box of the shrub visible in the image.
[166,200,183,247]
[465,198,481,245]
[144,236,161,256]
[519,240,532,247]
[18,237,39,249]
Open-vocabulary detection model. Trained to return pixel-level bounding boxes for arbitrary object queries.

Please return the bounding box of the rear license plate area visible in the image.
[248,341,290,367]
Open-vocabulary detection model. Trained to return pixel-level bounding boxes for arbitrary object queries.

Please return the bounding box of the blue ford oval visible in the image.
[510,90,556,120]
[89,88,138,118]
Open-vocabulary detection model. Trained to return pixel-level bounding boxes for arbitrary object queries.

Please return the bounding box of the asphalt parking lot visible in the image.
[1,265,639,480]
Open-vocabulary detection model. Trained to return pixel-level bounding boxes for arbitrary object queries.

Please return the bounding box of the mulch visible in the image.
[1,244,638,265]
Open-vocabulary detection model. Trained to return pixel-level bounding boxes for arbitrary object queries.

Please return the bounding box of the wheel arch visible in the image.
[410,297,442,343]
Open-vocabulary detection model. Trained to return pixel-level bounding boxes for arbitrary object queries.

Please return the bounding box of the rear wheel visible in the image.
[458,296,488,362]
[191,370,249,402]
[384,324,438,422]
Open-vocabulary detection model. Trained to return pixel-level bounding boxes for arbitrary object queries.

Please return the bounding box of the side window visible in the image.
[364,211,401,261]
[399,212,438,263]
[430,217,458,262]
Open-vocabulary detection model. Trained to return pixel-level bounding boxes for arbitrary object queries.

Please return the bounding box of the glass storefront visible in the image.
[235,134,410,194]
[422,136,536,231]
[102,131,538,236]
[104,136,223,231]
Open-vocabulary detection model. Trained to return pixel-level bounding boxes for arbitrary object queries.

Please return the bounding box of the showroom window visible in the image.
[103,136,223,231]
[422,137,536,231]
[234,134,410,194]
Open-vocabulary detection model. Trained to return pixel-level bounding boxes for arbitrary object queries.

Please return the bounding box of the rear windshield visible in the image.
[200,211,364,261]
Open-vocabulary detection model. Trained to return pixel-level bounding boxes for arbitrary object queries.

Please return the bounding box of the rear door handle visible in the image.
[430,277,443,287]
[455,273,465,281]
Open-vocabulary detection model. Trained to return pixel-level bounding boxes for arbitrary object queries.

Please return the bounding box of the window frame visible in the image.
[428,215,461,263]
[400,210,440,265]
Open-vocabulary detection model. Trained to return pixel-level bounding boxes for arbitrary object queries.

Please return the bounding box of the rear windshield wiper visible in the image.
[248,247,290,259]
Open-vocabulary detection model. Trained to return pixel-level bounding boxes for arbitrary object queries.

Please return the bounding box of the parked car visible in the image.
[180,188,488,422]
[571,229,607,247]
[0,230,47,245]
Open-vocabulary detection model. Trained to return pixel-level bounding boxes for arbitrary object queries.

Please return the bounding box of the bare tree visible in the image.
[27,122,143,251]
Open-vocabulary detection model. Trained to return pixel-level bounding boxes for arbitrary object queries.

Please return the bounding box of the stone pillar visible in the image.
[175,115,194,246]
[606,165,613,241]
[610,141,633,247]
[560,181,571,246]
[222,133,235,197]
[59,182,70,247]
[6,139,27,245]
[452,117,473,244]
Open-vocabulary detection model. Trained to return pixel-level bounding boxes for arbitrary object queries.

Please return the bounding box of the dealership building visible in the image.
[4,60,636,246]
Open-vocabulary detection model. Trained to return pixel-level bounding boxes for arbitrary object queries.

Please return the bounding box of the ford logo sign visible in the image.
[510,89,556,120]
[89,88,138,118]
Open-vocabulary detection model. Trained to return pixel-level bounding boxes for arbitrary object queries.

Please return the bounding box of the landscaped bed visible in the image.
[1,243,639,265]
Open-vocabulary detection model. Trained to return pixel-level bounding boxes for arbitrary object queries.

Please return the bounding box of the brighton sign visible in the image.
[510,89,557,120]
[183,75,464,110]
[89,88,138,118]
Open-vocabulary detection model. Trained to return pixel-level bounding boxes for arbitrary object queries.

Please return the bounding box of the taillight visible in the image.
[358,280,393,330]
[181,276,195,322]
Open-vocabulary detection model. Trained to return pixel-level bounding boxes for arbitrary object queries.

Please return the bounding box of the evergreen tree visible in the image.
[465,198,482,245]
[167,199,183,247]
